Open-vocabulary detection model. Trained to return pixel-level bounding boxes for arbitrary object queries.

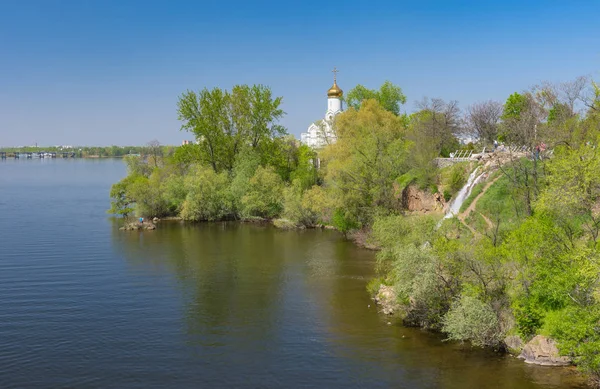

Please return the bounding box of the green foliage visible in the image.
[124,155,153,177]
[345,81,407,115]
[459,181,484,213]
[372,214,436,250]
[442,294,503,347]
[290,144,318,190]
[108,175,137,218]
[366,277,385,297]
[396,172,416,192]
[241,166,284,218]
[106,75,600,383]
[127,171,170,217]
[443,190,452,202]
[322,100,410,225]
[282,180,320,227]
[438,163,469,200]
[177,84,285,172]
[389,245,451,328]
[180,165,232,221]
[502,92,527,121]
[301,185,334,224]
[448,164,468,193]
[230,149,262,214]
[544,307,600,379]
[331,209,359,238]
[408,99,461,158]
[161,174,187,214]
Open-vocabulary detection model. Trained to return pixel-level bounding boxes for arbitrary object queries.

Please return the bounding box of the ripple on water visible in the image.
[0,160,590,389]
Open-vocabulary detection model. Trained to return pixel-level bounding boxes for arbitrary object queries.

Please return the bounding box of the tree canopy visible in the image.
[345,81,406,116]
[177,84,285,172]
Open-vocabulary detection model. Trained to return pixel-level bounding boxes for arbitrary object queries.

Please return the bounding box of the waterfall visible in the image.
[443,167,483,219]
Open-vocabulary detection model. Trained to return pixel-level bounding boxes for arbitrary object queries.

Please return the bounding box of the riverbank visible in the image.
[119,212,591,387]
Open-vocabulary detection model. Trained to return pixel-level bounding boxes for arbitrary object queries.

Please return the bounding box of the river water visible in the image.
[0,159,587,388]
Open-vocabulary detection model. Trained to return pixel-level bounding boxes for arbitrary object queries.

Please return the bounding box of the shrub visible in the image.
[442,294,503,348]
[331,208,359,238]
[230,150,261,214]
[282,180,319,226]
[544,306,600,382]
[180,165,232,221]
[241,166,284,218]
[161,174,187,214]
[449,163,467,193]
[128,172,170,217]
[273,218,298,229]
[443,189,452,202]
[302,185,334,224]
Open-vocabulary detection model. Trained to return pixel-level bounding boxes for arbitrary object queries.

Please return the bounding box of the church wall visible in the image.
[327,97,342,114]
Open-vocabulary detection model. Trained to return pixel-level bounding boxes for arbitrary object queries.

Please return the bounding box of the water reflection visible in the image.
[112,221,588,389]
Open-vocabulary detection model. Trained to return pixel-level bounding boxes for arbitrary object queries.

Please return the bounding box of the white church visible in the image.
[300,68,344,148]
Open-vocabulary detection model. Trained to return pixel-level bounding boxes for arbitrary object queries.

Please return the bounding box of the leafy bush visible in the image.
[442,294,504,348]
[449,164,467,193]
[371,214,435,250]
[282,180,319,226]
[443,189,452,202]
[230,150,261,214]
[161,174,187,214]
[128,172,170,217]
[108,174,137,218]
[544,307,600,381]
[180,165,232,221]
[379,243,452,328]
[302,185,334,224]
[241,166,284,218]
[331,208,359,238]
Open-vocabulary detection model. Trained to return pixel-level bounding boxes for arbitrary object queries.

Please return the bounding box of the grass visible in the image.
[459,181,486,213]
[366,277,386,297]
[465,172,527,238]
[459,169,502,213]
[438,161,472,198]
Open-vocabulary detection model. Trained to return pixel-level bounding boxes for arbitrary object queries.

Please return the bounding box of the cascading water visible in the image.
[443,167,484,219]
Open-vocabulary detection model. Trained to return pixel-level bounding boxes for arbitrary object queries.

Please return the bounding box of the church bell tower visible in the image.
[326,67,343,119]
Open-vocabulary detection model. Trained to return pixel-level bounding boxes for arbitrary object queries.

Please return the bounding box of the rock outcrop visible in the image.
[401,185,445,213]
[504,335,525,355]
[120,221,156,231]
[519,335,571,366]
[374,285,400,315]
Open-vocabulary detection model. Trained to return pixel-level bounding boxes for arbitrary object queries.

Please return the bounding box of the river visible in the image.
[0,158,587,388]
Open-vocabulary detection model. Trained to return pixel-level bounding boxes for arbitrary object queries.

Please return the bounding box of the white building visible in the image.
[300,69,344,148]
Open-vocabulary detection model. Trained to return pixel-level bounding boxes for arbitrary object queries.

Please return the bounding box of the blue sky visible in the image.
[0,0,598,146]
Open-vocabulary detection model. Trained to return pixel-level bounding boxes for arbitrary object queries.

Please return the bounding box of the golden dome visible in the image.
[327,81,343,98]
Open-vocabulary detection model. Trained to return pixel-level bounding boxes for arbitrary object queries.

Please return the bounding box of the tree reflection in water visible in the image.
[112,221,587,389]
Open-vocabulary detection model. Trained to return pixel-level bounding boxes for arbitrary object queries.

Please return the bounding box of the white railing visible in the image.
[449,149,473,161]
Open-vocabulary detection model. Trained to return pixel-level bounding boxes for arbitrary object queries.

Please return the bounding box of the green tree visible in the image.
[500,92,542,147]
[409,98,461,158]
[177,84,285,172]
[322,99,410,225]
[290,144,318,190]
[345,81,407,115]
[108,175,136,218]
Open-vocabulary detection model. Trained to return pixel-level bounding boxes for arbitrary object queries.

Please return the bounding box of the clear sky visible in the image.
[0,0,598,147]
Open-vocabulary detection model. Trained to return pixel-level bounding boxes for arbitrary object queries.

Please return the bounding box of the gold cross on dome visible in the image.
[332,66,339,82]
